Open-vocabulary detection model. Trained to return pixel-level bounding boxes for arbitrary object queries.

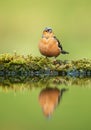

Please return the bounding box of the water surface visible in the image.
[0,76,91,130]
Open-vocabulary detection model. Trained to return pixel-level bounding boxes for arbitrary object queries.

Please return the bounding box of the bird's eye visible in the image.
[49,30,52,33]
[45,29,52,33]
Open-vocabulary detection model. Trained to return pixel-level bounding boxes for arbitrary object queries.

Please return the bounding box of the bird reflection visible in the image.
[39,87,68,118]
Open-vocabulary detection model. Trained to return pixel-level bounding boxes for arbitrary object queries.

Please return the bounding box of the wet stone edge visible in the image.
[0,69,91,78]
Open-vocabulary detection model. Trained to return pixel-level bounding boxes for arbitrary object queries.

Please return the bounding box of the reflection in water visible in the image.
[0,76,91,90]
[39,87,67,118]
[0,76,91,92]
[0,75,91,119]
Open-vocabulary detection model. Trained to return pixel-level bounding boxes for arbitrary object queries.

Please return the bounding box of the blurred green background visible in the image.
[0,0,91,59]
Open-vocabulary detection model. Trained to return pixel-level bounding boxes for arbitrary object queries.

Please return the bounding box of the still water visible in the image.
[0,76,91,130]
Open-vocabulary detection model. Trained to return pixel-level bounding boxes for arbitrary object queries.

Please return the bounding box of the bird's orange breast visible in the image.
[38,38,61,57]
[39,88,60,117]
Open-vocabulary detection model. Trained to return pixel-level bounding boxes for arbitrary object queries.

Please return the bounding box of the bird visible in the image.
[38,27,69,58]
[39,87,68,118]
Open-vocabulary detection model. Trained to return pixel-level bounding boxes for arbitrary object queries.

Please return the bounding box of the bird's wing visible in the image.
[54,36,63,50]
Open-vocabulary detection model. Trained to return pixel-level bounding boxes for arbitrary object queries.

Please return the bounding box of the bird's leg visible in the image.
[53,57,62,65]
[44,56,49,62]
[45,56,48,59]
[53,57,57,64]
[45,56,48,60]
[54,57,57,62]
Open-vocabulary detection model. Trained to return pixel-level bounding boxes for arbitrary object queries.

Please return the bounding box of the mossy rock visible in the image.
[0,54,91,77]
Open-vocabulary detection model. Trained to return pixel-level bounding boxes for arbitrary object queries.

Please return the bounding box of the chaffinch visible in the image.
[39,87,67,118]
[38,27,69,58]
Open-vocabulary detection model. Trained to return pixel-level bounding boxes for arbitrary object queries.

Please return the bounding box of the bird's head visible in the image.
[42,27,54,38]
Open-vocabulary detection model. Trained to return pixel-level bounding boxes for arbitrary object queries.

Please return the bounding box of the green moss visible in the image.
[0,53,91,91]
[0,76,91,92]
[0,54,91,77]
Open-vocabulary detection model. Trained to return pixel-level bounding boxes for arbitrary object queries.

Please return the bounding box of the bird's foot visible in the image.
[53,58,63,65]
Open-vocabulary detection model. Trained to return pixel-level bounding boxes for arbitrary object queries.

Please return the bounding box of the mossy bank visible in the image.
[0,53,91,77]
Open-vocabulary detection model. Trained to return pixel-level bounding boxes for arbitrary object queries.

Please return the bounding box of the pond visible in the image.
[0,76,91,130]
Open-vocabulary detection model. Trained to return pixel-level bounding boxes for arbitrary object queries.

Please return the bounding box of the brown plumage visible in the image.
[38,27,69,57]
[39,87,67,118]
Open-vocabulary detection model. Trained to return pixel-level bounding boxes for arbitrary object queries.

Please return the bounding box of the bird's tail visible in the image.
[61,50,69,54]
[60,88,68,96]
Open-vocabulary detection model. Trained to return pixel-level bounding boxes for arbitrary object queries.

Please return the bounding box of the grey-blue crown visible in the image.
[44,27,52,32]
